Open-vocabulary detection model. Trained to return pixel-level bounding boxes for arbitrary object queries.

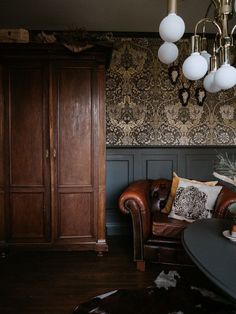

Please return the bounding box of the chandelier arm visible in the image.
[230,24,236,39]
[194,17,222,37]
[205,2,213,18]
[211,0,220,9]
[214,34,222,53]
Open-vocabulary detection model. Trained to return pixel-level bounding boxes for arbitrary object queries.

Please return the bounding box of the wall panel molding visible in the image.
[106,153,134,235]
[141,153,178,180]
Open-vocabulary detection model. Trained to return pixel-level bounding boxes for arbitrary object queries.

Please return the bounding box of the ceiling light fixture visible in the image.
[158,0,236,93]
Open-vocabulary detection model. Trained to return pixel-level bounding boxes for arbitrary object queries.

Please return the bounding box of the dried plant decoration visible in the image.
[34,29,114,52]
[213,153,236,231]
[213,153,236,190]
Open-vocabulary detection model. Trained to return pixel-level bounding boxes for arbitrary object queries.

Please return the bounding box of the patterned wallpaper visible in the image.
[105,37,236,146]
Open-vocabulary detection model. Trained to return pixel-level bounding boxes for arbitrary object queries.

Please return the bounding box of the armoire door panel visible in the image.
[9,193,45,241]
[9,66,46,186]
[56,67,92,186]
[58,193,94,238]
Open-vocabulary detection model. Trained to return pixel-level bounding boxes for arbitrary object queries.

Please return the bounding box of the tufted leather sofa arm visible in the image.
[119,180,151,243]
[119,180,151,217]
[118,180,152,261]
[118,179,171,261]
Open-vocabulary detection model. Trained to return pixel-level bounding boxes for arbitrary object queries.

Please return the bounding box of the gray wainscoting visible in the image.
[106,146,236,235]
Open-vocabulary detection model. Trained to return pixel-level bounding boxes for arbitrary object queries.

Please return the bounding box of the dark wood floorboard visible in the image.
[0,236,218,314]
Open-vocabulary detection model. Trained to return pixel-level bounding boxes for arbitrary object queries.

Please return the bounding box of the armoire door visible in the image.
[4,61,51,244]
[52,61,101,249]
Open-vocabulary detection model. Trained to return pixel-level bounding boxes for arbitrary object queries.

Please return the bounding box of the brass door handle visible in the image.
[46,149,49,159]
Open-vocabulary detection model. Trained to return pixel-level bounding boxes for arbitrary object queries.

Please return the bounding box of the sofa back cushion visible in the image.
[149,177,236,220]
[150,179,171,212]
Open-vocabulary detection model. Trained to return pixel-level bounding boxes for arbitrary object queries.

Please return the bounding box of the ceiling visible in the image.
[0,0,236,34]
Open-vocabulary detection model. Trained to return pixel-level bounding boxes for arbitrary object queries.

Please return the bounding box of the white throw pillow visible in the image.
[168,179,222,222]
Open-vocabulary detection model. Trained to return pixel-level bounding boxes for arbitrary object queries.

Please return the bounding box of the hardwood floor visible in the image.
[0,236,217,314]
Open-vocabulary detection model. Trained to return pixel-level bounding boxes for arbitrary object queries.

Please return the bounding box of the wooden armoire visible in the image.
[0,44,111,254]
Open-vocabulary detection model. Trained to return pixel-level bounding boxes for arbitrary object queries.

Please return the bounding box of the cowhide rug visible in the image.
[74,270,236,314]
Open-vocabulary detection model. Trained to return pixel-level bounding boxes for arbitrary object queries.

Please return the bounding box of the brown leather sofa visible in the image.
[119,179,236,271]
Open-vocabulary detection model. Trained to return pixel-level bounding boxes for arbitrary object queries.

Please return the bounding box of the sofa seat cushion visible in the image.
[152,212,189,239]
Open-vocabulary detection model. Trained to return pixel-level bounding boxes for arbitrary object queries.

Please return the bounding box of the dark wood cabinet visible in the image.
[0,44,110,253]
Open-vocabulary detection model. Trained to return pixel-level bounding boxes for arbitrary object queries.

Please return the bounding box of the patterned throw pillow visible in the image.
[168,179,222,222]
[161,172,218,214]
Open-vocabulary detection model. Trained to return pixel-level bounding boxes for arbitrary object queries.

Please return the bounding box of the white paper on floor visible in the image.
[154,270,181,290]
[96,290,118,299]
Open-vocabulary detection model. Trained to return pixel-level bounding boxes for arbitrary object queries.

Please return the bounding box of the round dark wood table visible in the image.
[183,218,236,302]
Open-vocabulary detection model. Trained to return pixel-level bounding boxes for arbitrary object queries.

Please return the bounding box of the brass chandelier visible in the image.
[158,0,236,93]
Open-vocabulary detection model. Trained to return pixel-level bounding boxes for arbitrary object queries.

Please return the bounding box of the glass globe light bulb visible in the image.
[182,52,208,81]
[214,64,236,90]
[158,42,179,64]
[203,71,221,93]
[159,13,185,43]
[200,50,211,69]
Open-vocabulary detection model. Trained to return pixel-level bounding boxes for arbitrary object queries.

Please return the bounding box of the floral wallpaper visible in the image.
[106,37,236,146]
